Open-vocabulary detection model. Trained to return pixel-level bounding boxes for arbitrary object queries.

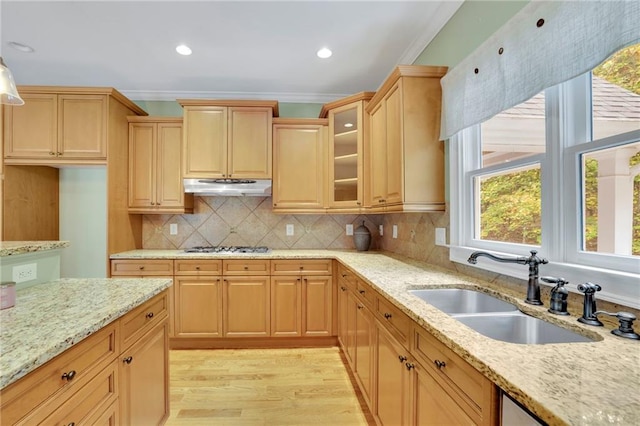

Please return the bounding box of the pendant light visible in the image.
[0,56,24,105]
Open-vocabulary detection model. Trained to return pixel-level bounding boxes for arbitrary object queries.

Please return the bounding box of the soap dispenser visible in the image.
[541,276,570,315]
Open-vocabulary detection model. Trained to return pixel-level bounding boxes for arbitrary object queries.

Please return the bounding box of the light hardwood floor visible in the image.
[166,347,373,425]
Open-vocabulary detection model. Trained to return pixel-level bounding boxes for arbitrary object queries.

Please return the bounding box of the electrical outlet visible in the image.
[13,263,37,283]
[286,224,294,236]
[435,228,447,246]
[379,225,384,236]
[169,223,178,235]
[346,224,354,236]
[392,225,398,239]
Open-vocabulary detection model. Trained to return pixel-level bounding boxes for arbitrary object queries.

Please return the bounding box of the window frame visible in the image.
[450,73,640,309]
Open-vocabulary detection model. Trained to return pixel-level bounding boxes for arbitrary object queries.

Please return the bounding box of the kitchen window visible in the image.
[450,43,640,308]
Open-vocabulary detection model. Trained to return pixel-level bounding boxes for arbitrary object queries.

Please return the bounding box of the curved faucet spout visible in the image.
[467,250,548,305]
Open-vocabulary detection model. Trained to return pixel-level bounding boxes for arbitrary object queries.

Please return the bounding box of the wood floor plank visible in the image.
[166,347,372,426]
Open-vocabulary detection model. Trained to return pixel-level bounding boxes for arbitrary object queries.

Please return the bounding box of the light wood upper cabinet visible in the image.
[179,100,277,179]
[272,118,328,212]
[4,90,109,164]
[128,117,193,214]
[365,65,448,212]
[320,92,374,212]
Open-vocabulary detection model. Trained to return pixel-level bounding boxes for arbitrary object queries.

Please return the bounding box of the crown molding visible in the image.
[397,0,464,65]
[121,90,351,104]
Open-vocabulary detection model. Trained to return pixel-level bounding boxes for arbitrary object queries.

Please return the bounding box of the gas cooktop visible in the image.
[184,246,271,254]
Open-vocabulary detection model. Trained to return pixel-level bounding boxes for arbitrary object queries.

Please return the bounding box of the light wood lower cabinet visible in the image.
[376,323,412,426]
[120,321,169,425]
[223,276,271,337]
[174,276,223,338]
[0,290,169,425]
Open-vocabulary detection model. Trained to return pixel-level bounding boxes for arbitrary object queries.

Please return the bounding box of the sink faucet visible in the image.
[467,250,548,305]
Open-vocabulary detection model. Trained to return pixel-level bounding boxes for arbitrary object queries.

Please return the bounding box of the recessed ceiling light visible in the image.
[344,123,354,128]
[317,47,332,59]
[8,42,34,53]
[176,44,192,56]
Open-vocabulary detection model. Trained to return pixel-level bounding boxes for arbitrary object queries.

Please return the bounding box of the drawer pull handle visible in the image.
[244,266,249,270]
[195,266,200,270]
[341,273,347,278]
[123,356,133,364]
[61,370,76,381]
[398,355,407,363]
[434,360,446,369]
[139,266,144,270]
[146,312,154,319]
[340,286,347,292]
[405,362,415,371]
[384,312,392,319]
[357,304,364,310]
[359,289,366,295]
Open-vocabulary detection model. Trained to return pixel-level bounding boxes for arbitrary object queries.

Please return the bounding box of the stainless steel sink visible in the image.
[455,312,595,344]
[409,288,518,314]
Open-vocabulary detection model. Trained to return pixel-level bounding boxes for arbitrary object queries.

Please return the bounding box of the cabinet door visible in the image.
[128,122,155,208]
[223,276,271,337]
[337,281,350,355]
[271,276,302,337]
[328,102,362,208]
[303,275,332,336]
[156,122,185,208]
[175,276,223,338]
[272,124,326,210]
[58,94,107,159]
[228,107,272,179]
[368,101,387,207]
[4,93,57,158]
[183,106,227,178]
[120,322,169,426]
[384,83,403,206]
[376,325,411,426]
[354,302,375,408]
[412,361,477,426]
[345,290,358,367]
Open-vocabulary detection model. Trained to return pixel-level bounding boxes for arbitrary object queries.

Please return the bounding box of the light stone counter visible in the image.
[0,241,70,257]
[110,249,640,425]
[0,277,172,389]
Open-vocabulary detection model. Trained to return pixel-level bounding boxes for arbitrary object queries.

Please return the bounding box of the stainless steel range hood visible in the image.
[183,178,271,197]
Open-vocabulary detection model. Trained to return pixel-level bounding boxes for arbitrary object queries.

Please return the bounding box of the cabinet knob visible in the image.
[341,273,347,278]
[67,423,76,426]
[384,312,392,319]
[243,266,249,270]
[359,289,366,295]
[123,356,133,364]
[146,312,154,319]
[157,202,161,205]
[300,266,304,270]
[61,370,76,381]
[434,359,446,369]
[49,152,55,156]
[398,355,407,363]
[57,152,63,156]
[405,362,415,371]
[139,266,144,270]
[340,286,347,292]
[195,266,200,270]
[357,304,364,310]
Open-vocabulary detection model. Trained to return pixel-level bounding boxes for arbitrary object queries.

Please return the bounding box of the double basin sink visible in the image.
[409,288,594,344]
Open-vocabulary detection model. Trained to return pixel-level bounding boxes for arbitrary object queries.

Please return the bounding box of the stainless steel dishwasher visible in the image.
[502,392,545,425]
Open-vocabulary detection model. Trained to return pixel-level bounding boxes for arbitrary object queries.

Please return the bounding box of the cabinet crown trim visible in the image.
[318,92,375,118]
[177,99,279,116]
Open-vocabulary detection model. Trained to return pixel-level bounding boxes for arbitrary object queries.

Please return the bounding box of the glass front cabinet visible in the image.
[320,92,374,212]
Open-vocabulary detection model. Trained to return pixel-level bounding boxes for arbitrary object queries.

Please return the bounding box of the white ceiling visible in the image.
[0,1,462,103]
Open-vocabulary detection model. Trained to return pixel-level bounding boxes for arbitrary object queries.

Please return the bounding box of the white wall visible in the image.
[59,168,107,277]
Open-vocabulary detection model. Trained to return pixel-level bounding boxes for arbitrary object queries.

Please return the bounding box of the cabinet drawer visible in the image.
[337,264,356,292]
[412,325,488,411]
[111,259,174,276]
[39,359,118,426]
[0,322,118,425]
[223,259,270,275]
[355,279,376,307]
[271,259,332,275]
[376,295,411,346]
[175,259,223,275]
[120,291,168,350]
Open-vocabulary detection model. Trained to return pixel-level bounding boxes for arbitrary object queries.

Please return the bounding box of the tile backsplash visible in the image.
[142,196,383,250]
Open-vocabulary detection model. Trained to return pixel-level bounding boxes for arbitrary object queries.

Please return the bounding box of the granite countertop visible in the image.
[110,249,640,425]
[0,241,70,257]
[0,277,172,389]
